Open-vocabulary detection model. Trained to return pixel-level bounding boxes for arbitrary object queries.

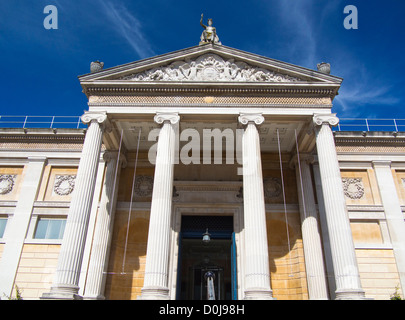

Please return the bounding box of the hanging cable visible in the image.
[122,127,142,275]
[276,129,293,277]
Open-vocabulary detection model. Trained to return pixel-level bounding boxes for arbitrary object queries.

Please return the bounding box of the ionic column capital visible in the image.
[102,151,127,168]
[238,113,265,126]
[81,112,111,132]
[81,111,107,124]
[313,113,339,127]
[154,113,180,125]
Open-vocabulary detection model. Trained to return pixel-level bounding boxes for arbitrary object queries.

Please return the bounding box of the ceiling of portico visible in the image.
[111,118,309,154]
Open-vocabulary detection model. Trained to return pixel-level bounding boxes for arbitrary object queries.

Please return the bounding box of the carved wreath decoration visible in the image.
[342,178,365,200]
[0,175,16,195]
[54,175,76,196]
[134,175,154,197]
[263,177,282,199]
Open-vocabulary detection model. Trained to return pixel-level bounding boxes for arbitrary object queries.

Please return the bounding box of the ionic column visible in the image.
[293,154,329,299]
[372,160,405,293]
[84,151,126,299]
[42,112,109,300]
[238,114,273,300]
[313,114,365,300]
[140,113,179,300]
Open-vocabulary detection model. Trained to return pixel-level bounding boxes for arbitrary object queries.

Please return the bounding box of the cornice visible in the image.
[334,131,405,146]
[0,128,86,143]
[83,84,339,98]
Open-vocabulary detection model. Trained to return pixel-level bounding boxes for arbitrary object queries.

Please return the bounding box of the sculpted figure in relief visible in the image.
[123,54,301,83]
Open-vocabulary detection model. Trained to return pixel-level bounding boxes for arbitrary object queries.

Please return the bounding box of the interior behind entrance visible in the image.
[177,215,235,300]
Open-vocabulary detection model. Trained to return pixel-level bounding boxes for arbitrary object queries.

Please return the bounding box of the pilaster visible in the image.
[372,160,405,293]
[0,157,47,298]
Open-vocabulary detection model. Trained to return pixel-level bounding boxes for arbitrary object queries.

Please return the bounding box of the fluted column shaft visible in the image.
[294,155,329,299]
[84,151,124,299]
[239,114,273,300]
[42,112,108,300]
[313,114,365,300]
[140,113,179,300]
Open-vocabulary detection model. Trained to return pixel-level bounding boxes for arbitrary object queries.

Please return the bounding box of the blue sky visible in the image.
[0,0,404,121]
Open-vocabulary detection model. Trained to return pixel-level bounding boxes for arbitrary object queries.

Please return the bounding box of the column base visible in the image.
[41,284,83,300]
[139,286,170,300]
[83,294,106,300]
[335,289,369,300]
[244,288,274,300]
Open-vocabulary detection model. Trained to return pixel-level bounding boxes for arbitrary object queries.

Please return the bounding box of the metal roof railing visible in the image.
[334,118,405,132]
[1,116,405,132]
[0,116,86,129]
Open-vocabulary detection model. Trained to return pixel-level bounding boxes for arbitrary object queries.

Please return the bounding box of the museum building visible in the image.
[0,27,405,300]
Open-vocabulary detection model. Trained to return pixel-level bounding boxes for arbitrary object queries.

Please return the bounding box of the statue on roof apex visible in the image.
[200,14,221,45]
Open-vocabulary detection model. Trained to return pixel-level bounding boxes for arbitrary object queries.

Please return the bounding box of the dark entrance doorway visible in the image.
[177,215,237,300]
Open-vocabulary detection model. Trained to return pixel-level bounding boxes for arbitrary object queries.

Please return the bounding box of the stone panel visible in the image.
[340,170,380,205]
[0,167,24,201]
[263,169,298,204]
[350,221,383,244]
[37,166,78,202]
[392,170,405,205]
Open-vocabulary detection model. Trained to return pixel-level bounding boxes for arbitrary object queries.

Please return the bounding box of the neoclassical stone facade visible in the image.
[0,43,405,300]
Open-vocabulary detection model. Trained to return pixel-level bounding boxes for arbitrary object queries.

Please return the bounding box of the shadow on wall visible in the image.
[267,213,308,300]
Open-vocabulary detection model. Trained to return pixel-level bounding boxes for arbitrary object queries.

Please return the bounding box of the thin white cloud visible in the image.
[269,0,400,118]
[335,81,400,116]
[271,0,320,68]
[97,0,155,59]
[332,52,400,116]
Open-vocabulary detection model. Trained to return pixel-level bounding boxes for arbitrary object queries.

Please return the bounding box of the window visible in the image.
[0,218,7,238]
[34,218,66,239]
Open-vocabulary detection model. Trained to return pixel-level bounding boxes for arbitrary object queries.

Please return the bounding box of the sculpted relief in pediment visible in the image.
[121,54,303,83]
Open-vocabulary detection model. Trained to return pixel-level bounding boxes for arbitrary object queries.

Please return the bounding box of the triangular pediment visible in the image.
[120,52,303,83]
[79,44,342,86]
